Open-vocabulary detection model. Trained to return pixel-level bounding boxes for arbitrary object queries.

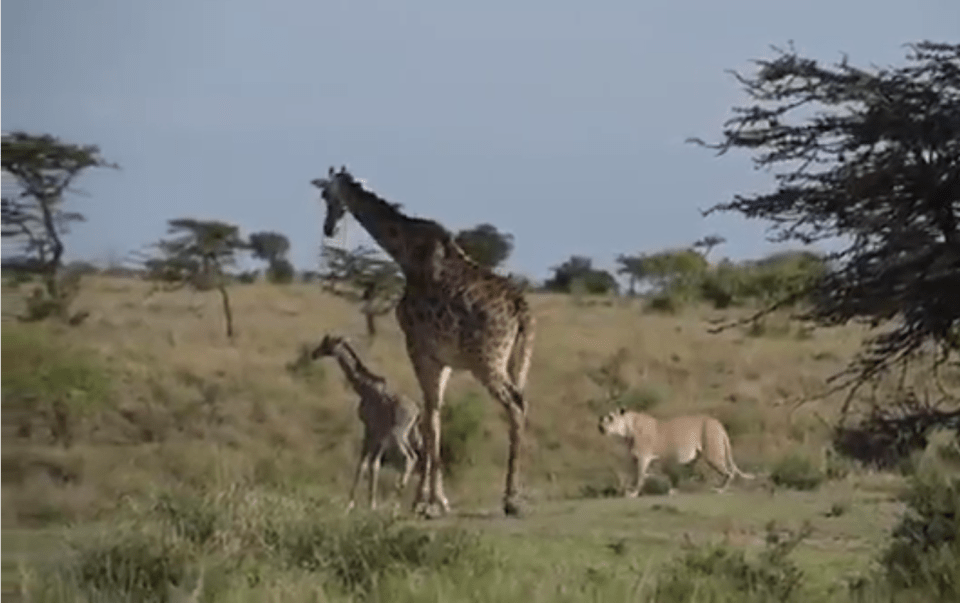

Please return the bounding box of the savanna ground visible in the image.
[2,276,954,601]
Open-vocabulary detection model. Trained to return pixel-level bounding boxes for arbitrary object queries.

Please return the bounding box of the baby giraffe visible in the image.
[288,334,424,512]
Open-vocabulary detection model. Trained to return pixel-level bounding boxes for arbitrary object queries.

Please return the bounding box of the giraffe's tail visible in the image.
[507,305,535,414]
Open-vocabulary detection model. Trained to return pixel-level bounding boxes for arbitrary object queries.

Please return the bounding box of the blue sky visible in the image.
[3,0,958,279]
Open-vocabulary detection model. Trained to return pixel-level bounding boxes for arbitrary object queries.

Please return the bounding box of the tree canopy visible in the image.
[1,132,117,290]
[689,40,960,400]
[454,223,514,269]
[544,255,619,295]
[144,218,247,338]
[249,230,294,283]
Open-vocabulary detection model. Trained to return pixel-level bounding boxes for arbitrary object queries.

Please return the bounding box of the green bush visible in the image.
[266,513,497,594]
[266,259,296,284]
[2,326,113,447]
[619,384,668,412]
[880,432,960,601]
[652,521,811,603]
[640,474,673,495]
[645,292,683,314]
[440,391,486,477]
[770,453,824,491]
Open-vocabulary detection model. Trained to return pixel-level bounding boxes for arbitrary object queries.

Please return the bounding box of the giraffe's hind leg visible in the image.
[476,368,526,517]
[393,428,419,508]
[347,434,375,513]
[368,439,387,510]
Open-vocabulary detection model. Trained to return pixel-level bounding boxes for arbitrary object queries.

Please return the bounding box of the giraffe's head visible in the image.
[311,166,351,237]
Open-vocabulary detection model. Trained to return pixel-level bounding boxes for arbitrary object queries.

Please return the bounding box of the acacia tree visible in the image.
[249,230,294,283]
[144,218,246,339]
[1,131,118,320]
[617,249,708,297]
[693,234,727,260]
[454,223,514,269]
[689,41,959,425]
[319,244,403,339]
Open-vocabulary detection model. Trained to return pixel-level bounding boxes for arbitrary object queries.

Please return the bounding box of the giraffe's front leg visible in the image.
[411,361,451,518]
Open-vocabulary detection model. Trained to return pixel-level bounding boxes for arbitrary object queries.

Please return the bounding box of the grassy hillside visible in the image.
[2,276,870,521]
[5,276,955,601]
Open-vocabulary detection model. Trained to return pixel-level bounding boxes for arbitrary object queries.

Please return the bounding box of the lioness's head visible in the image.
[598,408,630,437]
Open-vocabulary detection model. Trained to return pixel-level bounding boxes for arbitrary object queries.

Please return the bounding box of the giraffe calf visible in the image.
[288,334,425,512]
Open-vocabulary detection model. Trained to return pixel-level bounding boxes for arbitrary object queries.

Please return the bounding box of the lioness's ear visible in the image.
[618,407,626,415]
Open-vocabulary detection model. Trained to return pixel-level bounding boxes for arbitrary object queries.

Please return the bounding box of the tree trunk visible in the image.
[217,283,235,339]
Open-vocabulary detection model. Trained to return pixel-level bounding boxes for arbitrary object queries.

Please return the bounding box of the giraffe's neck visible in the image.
[331,343,383,396]
[333,179,447,276]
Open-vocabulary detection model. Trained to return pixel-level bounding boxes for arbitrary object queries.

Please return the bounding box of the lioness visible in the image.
[598,408,754,496]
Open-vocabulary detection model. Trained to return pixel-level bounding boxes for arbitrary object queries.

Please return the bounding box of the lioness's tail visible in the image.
[723,430,755,480]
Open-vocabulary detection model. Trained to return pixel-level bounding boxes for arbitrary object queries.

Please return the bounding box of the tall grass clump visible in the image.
[30,488,499,601]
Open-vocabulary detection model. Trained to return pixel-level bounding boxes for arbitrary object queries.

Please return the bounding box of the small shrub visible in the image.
[825,502,849,518]
[651,521,811,603]
[880,432,960,601]
[659,458,701,490]
[579,479,621,499]
[440,391,486,477]
[618,384,667,412]
[770,453,824,491]
[645,292,682,314]
[268,514,497,594]
[267,259,296,284]
[2,326,113,447]
[640,474,673,495]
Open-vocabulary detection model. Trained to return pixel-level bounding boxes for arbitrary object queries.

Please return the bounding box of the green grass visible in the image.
[3,480,905,601]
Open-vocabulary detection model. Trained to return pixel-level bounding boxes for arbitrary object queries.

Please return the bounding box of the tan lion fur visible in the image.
[598,408,754,496]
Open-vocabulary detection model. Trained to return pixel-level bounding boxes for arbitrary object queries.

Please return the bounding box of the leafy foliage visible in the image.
[1,131,118,321]
[690,41,960,401]
[142,218,247,338]
[881,432,960,600]
[454,222,515,269]
[653,521,812,603]
[544,255,618,295]
[617,248,708,298]
[319,244,403,339]
[249,231,294,283]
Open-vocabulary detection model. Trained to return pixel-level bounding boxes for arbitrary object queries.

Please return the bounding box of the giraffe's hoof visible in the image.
[503,498,525,518]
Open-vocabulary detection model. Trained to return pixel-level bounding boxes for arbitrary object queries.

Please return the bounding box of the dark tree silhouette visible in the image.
[454,223,514,269]
[143,218,246,339]
[319,244,403,339]
[689,41,959,413]
[249,231,294,283]
[693,234,727,260]
[545,255,618,295]
[1,131,118,320]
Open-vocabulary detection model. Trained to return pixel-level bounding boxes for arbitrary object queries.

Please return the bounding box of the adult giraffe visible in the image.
[311,166,535,517]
